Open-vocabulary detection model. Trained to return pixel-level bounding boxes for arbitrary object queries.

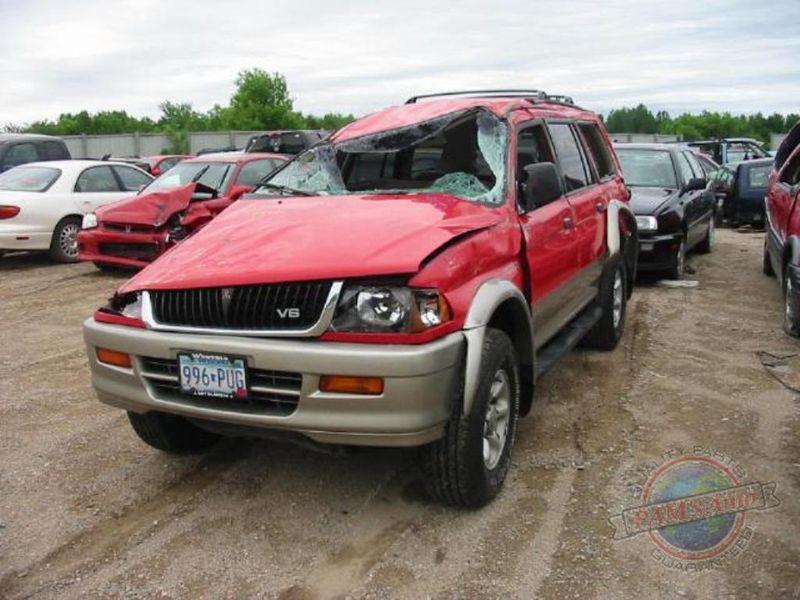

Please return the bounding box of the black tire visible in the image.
[583,259,627,350]
[127,411,220,454]
[763,236,775,277]
[421,328,520,508]
[783,268,800,337]
[696,218,714,254]
[666,236,686,280]
[49,216,82,263]
[93,261,122,273]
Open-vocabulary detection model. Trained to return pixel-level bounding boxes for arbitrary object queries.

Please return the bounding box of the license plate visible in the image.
[641,242,654,252]
[178,352,247,399]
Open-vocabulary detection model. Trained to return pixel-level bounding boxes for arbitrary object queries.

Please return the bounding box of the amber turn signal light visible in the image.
[319,375,384,395]
[96,347,132,368]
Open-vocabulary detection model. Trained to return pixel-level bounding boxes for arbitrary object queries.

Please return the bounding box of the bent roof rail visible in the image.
[405,90,581,110]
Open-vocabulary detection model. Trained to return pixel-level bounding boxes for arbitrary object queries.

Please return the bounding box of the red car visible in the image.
[78,152,287,269]
[142,155,192,176]
[763,121,800,334]
[83,91,637,507]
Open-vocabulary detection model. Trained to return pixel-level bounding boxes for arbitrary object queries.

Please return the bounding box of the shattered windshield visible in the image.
[258,109,508,205]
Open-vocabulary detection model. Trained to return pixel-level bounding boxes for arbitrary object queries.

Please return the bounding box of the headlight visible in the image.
[82,213,98,229]
[108,292,142,319]
[331,285,451,333]
[635,215,658,232]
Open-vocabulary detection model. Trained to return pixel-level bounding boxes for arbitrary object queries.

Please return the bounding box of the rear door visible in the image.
[515,121,580,349]
[546,121,604,307]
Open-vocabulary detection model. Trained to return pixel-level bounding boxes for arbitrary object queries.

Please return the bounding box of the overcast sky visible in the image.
[1,0,799,125]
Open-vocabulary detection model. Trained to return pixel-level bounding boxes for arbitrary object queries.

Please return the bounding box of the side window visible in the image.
[577,123,616,179]
[696,155,718,177]
[347,153,395,186]
[780,151,800,186]
[2,143,41,169]
[547,122,590,192]
[75,166,121,192]
[675,153,696,185]
[160,158,180,172]
[43,141,69,160]
[683,152,704,179]
[516,123,556,207]
[235,159,282,187]
[113,166,152,191]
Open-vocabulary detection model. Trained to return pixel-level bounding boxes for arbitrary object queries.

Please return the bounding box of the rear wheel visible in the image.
[583,260,627,350]
[763,236,775,277]
[127,411,220,454]
[421,328,519,508]
[49,217,82,263]
[783,268,800,337]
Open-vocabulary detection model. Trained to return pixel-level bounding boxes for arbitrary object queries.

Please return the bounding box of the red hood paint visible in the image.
[97,184,197,228]
[119,193,503,293]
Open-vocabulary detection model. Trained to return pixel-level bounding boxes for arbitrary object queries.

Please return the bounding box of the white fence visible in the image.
[62,131,266,158]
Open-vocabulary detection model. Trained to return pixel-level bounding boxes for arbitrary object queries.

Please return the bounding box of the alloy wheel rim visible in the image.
[612,269,624,329]
[483,369,511,470]
[677,241,685,275]
[60,223,80,258]
[708,219,715,249]
[786,276,794,327]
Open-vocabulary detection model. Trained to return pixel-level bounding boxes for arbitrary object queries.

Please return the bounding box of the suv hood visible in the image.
[119,193,502,293]
[97,183,197,228]
[628,186,677,215]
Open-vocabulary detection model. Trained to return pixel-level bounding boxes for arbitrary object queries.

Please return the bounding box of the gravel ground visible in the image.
[0,228,798,599]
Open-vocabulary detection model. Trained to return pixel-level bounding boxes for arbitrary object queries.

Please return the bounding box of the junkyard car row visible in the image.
[1,91,796,509]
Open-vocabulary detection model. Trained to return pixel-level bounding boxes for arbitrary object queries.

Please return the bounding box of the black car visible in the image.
[0,134,70,173]
[709,158,773,227]
[615,143,716,278]
[245,130,327,155]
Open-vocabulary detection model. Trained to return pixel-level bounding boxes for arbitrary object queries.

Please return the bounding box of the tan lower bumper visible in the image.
[83,319,465,447]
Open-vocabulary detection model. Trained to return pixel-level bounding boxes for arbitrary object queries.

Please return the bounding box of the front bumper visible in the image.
[636,232,682,271]
[83,318,465,447]
[78,227,168,269]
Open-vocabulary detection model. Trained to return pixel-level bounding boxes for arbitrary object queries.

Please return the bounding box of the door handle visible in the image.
[563,216,575,230]
[595,202,606,213]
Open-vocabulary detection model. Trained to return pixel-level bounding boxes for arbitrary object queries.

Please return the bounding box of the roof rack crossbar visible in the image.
[406,89,548,104]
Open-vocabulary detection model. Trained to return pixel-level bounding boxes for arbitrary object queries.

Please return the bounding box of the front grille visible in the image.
[149,281,332,331]
[138,356,301,416]
[99,242,159,261]
[104,223,155,233]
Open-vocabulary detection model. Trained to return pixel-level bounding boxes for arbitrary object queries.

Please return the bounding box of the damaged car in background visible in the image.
[83,90,637,508]
[77,152,288,270]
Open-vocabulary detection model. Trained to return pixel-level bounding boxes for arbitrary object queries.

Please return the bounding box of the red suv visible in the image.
[763,121,800,334]
[83,91,637,507]
[78,152,288,270]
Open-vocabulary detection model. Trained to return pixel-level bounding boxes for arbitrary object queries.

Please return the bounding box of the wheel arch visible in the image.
[462,279,534,417]
[607,200,638,298]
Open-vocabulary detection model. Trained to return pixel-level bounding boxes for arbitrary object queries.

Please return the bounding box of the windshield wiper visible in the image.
[190,165,211,183]
[256,182,315,197]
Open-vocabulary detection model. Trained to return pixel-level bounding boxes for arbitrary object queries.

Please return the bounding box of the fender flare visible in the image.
[462,279,533,415]
[607,200,638,296]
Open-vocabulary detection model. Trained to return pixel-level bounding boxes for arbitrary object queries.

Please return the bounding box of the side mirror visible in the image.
[229,184,254,201]
[681,177,707,195]
[520,162,563,211]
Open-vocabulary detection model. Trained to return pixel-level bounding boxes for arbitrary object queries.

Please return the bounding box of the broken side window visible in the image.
[263,109,508,205]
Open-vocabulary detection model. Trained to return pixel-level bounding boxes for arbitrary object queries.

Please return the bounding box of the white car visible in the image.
[0,160,153,262]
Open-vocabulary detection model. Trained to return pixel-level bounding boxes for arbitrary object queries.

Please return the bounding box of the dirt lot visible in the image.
[0,229,798,599]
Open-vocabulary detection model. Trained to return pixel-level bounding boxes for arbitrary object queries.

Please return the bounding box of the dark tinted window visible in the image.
[780,152,800,186]
[43,141,69,160]
[113,166,152,191]
[2,143,41,169]
[547,123,590,192]
[0,166,61,191]
[75,166,120,192]
[577,122,615,178]
[235,159,284,186]
[249,132,307,154]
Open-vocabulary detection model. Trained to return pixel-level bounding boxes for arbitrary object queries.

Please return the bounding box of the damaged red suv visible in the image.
[84,91,637,507]
[78,152,288,270]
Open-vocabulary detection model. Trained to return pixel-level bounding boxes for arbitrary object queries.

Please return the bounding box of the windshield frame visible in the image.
[256,107,510,207]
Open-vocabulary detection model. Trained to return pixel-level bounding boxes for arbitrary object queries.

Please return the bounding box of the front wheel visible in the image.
[421,328,520,508]
[763,236,775,277]
[127,411,220,454]
[49,217,82,263]
[666,237,686,280]
[784,269,800,337]
[696,218,714,254]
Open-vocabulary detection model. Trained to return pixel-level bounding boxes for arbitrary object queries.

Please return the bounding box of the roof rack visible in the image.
[405,89,578,108]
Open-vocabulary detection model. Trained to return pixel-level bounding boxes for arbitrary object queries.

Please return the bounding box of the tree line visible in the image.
[604,104,799,143]
[5,72,798,150]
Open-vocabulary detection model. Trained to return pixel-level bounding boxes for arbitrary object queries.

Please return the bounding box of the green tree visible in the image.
[223,69,304,130]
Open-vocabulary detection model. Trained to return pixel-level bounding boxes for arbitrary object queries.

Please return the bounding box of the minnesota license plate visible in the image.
[178,352,247,399]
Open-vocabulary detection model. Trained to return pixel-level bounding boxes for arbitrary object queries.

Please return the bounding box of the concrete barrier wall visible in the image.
[61,131,262,158]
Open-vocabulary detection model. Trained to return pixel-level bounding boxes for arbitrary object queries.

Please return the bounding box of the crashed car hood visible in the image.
[96,183,197,228]
[628,187,677,215]
[119,193,502,293]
